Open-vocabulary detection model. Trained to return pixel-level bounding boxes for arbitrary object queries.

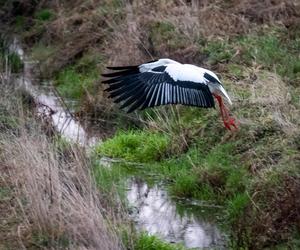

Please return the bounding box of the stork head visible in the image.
[216,84,232,105]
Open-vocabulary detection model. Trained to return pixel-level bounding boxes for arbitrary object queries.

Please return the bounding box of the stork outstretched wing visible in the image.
[102,59,216,113]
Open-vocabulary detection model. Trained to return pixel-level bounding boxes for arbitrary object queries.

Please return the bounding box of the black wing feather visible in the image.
[102,64,215,112]
[106,65,139,71]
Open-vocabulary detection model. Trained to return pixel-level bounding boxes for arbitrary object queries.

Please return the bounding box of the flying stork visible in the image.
[102,59,237,130]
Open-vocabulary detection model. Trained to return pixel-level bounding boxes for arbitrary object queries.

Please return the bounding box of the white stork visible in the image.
[102,59,237,130]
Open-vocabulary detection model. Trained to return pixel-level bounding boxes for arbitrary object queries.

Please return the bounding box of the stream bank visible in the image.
[2,1,300,248]
[11,38,227,249]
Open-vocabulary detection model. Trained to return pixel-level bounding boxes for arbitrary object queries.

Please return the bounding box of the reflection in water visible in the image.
[127,179,225,249]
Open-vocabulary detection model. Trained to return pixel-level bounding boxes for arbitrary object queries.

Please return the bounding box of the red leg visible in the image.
[213,94,238,131]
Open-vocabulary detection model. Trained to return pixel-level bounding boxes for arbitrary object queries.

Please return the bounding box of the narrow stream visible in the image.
[10,38,98,146]
[10,38,227,249]
[127,178,225,249]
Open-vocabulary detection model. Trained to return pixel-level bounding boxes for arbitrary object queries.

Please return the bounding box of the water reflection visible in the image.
[127,179,226,249]
[12,40,98,146]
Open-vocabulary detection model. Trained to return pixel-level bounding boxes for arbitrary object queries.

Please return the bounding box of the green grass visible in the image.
[144,142,249,202]
[196,143,248,197]
[34,9,54,21]
[92,161,131,201]
[0,113,18,131]
[0,187,11,200]
[225,192,250,224]
[0,39,22,73]
[227,64,246,79]
[7,52,23,73]
[55,52,101,101]
[237,32,300,80]
[149,21,185,50]
[134,233,186,250]
[31,44,57,62]
[0,103,19,131]
[201,39,235,65]
[199,28,300,84]
[31,231,69,249]
[96,0,125,25]
[95,130,171,163]
[93,127,248,204]
[75,52,103,73]
[14,15,26,30]
[55,66,97,100]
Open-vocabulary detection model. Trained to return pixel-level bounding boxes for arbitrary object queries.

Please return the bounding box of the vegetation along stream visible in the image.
[12,37,227,249]
[1,1,300,249]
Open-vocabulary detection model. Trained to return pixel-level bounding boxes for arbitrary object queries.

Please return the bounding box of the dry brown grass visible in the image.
[228,69,300,135]
[3,0,298,124]
[1,133,122,249]
[0,81,123,249]
[2,0,299,69]
[232,174,300,249]
[104,0,299,66]
[9,0,297,77]
[0,163,22,250]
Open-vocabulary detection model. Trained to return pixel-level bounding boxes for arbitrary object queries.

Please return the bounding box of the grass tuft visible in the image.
[55,66,97,101]
[134,233,186,250]
[149,21,185,51]
[8,52,23,73]
[95,130,171,163]
[34,9,54,21]
[226,192,250,224]
[0,76,122,249]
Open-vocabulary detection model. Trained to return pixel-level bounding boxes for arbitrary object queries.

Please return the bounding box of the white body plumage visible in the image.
[139,59,232,105]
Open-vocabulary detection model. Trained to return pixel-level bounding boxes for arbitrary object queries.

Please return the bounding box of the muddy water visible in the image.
[12,39,227,249]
